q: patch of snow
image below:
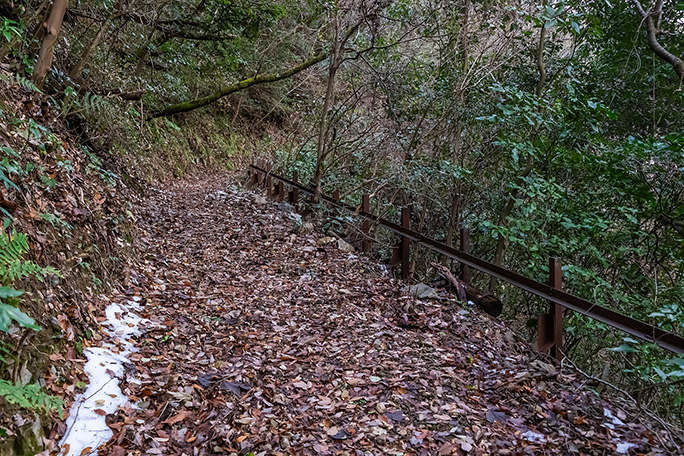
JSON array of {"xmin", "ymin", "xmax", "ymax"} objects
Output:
[
  {"xmin": 603, "ymin": 408, "xmax": 625, "ymax": 429},
  {"xmin": 59, "ymin": 300, "xmax": 147, "ymax": 456},
  {"xmin": 521, "ymin": 430, "xmax": 546, "ymax": 443},
  {"xmin": 615, "ymin": 441, "xmax": 637, "ymax": 454}
]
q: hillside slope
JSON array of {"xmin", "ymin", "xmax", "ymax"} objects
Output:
[{"xmin": 0, "ymin": 76, "xmax": 139, "ymax": 453}]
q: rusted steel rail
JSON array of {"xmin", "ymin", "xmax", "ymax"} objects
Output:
[{"xmin": 248, "ymin": 163, "xmax": 684, "ymax": 356}]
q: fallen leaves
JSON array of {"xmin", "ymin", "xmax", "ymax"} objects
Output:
[
  {"xmin": 163, "ymin": 411, "xmax": 190, "ymax": 425},
  {"xmin": 78, "ymin": 174, "xmax": 681, "ymax": 456},
  {"xmin": 485, "ymin": 409, "xmax": 508, "ymax": 424}
]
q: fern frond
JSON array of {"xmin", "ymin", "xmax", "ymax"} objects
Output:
[
  {"xmin": 14, "ymin": 74, "xmax": 40, "ymax": 92},
  {"xmin": 4, "ymin": 261, "xmax": 45, "ymax": 282},
  {"xmin": 0, "ymin": 379, "xmax": 63, "ymax": 417},
  {"xmin": 0, "ymin": 230, "xmax": 28, "ymax": 265},
  {"xmin": 0, "ymin": 73, "xmax": 40, "ymax": 92},
  {"xmin": 0, "ymin": 230, "xmax": 60, "ymax": 282}
]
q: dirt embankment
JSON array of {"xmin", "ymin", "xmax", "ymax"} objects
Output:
[{"xmin": 0, "ymin": 76, "xmax": 140, "ymax": 453}]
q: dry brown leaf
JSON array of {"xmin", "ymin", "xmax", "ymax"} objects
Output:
[{"xmin": 163, "ymin": 411, "xmax": 190, "ymax": 425}]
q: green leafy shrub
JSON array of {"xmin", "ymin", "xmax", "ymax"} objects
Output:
[
  {"xmin": 0, "ymin": 228, "xmax": 60, "ymax": 333},
  {"xmin": 0, "ymin": 227, "xmax": 63, "ymax": 418},
  {"xmin": 0, "ymin": 18, "xmax": 21, "ymax": 43},
  {"xmin": 0, "ymin": 379, "xmax": 63, "ymax": 417}
]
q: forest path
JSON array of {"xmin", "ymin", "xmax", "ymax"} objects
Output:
[{"xmin": 100, "ymin": 172, "xmax": 677, "ymax": 456}]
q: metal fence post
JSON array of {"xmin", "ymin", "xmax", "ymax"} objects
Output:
[
  {"xmin": 266, "ymin": 162, "xmax": 273, "ymax": 195},
  {"xmin": 291, "ymin": 171, "xmax": 299, "ymax": 204},
  {"xmin": 401, "ymin": 207, "xmax": 411, "ymax": 281},
  {"xmin": 460, "ymin": 227, "xmax": 471, "ymax": 283},
  {"xmin": 362, "ymin": 194, "xmax": 370, "ymax": 253},
  {"xmin": 257, "ymin": 160, "xmax": 264, "ymax": 185},
  {"xmin": 549, "ymin": 257, "xmax": 564, "ymax": 361}
]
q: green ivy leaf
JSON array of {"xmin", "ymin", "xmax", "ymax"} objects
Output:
[
  {"xmin": 0, "ymin": 302, "xmax": 40, "ymax": 332},
  {"xmin": 571, "ymin": 21, "xmax": 580, "ymax": 34},
  {"xmin": 0, "ymin": 286, "xmax": 24, "ymax": 298},
  {"xmin": 610, "ymin": 344, "xmax": 637, "ymax": 353}
]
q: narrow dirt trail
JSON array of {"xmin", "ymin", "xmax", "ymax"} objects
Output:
[{"xmin": 97, "ymin": 173, "xmax": 679, "ymax": 456}]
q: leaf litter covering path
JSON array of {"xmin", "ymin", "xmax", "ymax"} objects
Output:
[{"xmin": 96, "ymin": 174, "xmax": 681, "ymax": 456}]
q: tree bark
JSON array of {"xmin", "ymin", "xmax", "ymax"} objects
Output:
[
  {"xmin": 311, "ymin": 6, "xmax": 366, "ymax": 203},
  {"xmin": 134, "ymin": 24, "xmax": 158, "ymax": 77},
  {"xmin": 32, "ymin": 0, "xmax": 69, "ymax": 89},
  {"xmin": 311, "ymin": 60, "xmax": 338, "ymax": 203},
  {"xmin": 535, "ymin": 25, "xmax": 547, "ymax": 98},
  {"xmin": 445, "ymin": 0, "xmax": 471, "ymax": 252},
  {"xmin": 149, "ymin": 52, "xmax": 327, "ymax": 118},
  {"xmin": 313, "ymin": 13, "xmax": 341, "ymax": 203},
  {"xmin": 68, "ymin": 0, "xmax": 126, "ymax": 81},
  {"xmin": 631, "ymin": 0, "xmax": 684, "ymax": 81},
  {"xmin": 487, "ymin": 156, "xmax": 535, "ymax": 291},
  {"xmin": 68, "ymin": 19, "xmax": 110, "ymax": 81}
]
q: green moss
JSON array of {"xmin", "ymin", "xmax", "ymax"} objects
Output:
[{"xmin": 0, "ymin": 418, "xmax": 44, "ymax": 456}]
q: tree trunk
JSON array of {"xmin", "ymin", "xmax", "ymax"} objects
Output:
[
  {"xmin": 68, "ymin": 19, "xmax": 110, "ymax": 81},
  {"xmin": 133, "ymin": 13, "xmax": 161, "ymax": 78},
  {"xmin": 312, "ymin": 60, "xmax": 338, "ymax": 203},
  {"xmin": 150, "ymin": 52, "xmax": 326, "ymax": 118},
  {"xmin": 444, "ymin": 0, "xmax": 470, "ymax": 259},
  {"xmin": 631, "ymin": 0, "xmax": 684, "ymax": 81},
  {"xmin": 312, "ymin": 8, "xmax": 366, "ymax": 202},
  {"xmin": 410, "ymin": 197, "xmax": 429, "ymax": 274},
  {"xmin": 313, "ymin": 13, "xmax": 341, "ymax": 203},
  {"xmin": 68, "ymin": 0, "xmax": 124, "ymax": 81},
  {"xmin": 32, "ymin": 0, "xmax": 68, "ymax": 89}
]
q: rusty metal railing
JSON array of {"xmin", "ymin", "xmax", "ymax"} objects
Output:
[{"xmin": 248, "ymin": 163, "xmax": 684, "ymax": 357}]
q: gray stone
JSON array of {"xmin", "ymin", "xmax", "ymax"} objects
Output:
[
  {"xmin": 18, "ymin": 365, "xmax": 31, "ymax": 386},
  {"xmin": 278, "ymin": 202, "xmax": 296, "ymax": 213},
  {"xmin": 253, "ymin": 195, "xmax": 268, "ymax": 205},
  {"xmin": 337, "ymin": 239, "xmax": 354, "ymax": 253},
  {"xmin": 408, "ymin": 283, "xmax": 439, "ymax": 299}
]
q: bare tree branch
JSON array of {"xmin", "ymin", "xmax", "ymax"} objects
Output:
[
  {"xmin": 149, "ymin": 52, "xmax": 327, "ymax": 118},
  {"xmin": 631, "ymin": 0, "xmax": 684, "ymax": 81}
]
